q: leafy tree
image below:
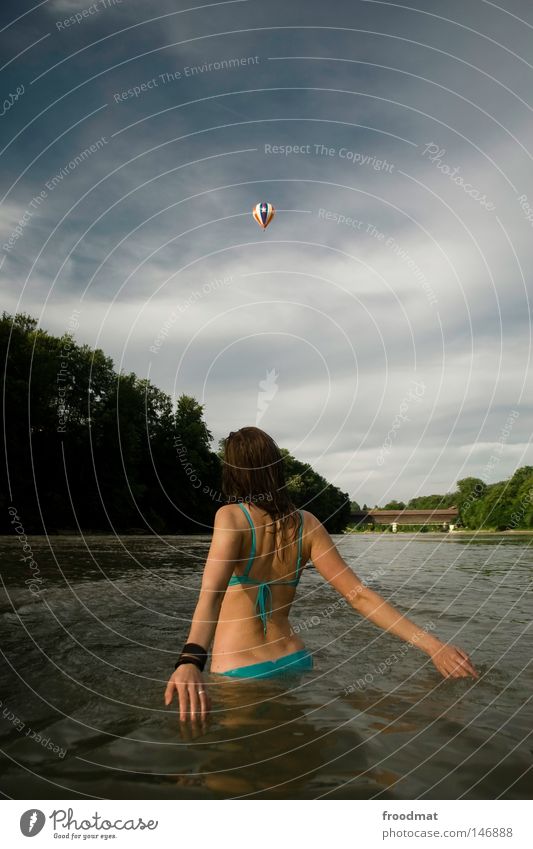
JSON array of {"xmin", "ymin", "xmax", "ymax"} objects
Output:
[
  {"xmin": 282, "ymin": 449, "xmax": 351, "ymax": 532},
  {"xmin": 0, "ymin": 313, "xmax": 352, "ymax": 535},
  {"xmin": 407, "ymin": 493, "xmax": 456, "ymax": 509}
]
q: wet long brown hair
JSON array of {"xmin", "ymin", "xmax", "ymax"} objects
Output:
[{"xmin": 221, "ymin": 426, "xmax": 300, "ymax": 550}]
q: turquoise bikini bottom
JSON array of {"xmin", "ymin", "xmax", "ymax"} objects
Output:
[{"xmin": 217, "ymin": 649, "xmax": 313, "ymax": 680}]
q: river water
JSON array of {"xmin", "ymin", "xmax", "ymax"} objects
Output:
[{"xmin": 0, "ymin": 533, "xmax": 531, "ymax": 799}]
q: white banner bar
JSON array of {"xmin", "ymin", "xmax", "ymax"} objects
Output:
[{"xmin": 2, "ymin": 799, "xmax": 528, "ymax": 848}]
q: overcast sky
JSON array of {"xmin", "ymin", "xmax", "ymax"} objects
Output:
[{"xmin": 1, "ymin": 0, "xmax": 532, "ymax": 506}]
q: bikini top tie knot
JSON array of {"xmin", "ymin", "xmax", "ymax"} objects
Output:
[{"xmin": 227, "ymin": 503, "xmax": 305, "ymax": 634}]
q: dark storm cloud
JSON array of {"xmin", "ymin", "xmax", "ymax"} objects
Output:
[{"xmin": 1, "ymin": 0, "xmax": 532, "ymax": 503}]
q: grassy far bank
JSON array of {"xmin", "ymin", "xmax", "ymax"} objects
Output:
[
  {"xmin": 345, "ymin": 526, "xmax": 533, "ymax": 535},
  {"xmin": 0, "ymin": 313, "xmax": 350, "ymax": 535}
]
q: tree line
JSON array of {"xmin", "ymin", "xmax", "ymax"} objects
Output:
[
  {"xmin": 350, "ymin": 469, "xmax": 533, "ymax": 530},
  {"xmin": 0, "ymin": 313, "xmax": 351, "ymax": 534}
]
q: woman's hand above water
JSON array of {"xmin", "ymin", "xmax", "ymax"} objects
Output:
[
  {"xmin": 428, "ymin": 641, "xmax": 479, "ymax": 679},
  {"xmin": 164, "ymin": 663, "xmax": 211, "ymax": 721}
]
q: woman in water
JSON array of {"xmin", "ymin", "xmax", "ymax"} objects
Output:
[{"xmin": 165, "ymin": 427, "xmax": 478, "ymax": 720}]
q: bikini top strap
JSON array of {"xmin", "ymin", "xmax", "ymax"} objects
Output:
[{"xmin": 237, "ymin": 502, "xmax": 256, "ymax": 577}]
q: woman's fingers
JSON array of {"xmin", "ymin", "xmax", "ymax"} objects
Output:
[
  {"xmin": 166, "ymin": 672, "xmax": 210, "ymax": 722},
  {"xmin": 186, "ymin": 681, "xmax": 210, "ymax": 720},
  {"xmin": 462, "ymin": 660, "xmax": 478, "ymax": 678},
  {"xmin": 448, "ymin": 647, "xmax": 477, "ymax": 678},
  {"xmin": 450, "ymin": 665, "xmax": 468, "ymax": 678},
  {"xmin": 447, "ymin": 652, "xmax": 465, "ymax": 675},
  {"xmin": 443, "ymin": 651, "xmax": 477, "ymax": 679},
  {"xmin": 164, "ymin": 679, "xmax": 175, "ymax": 706},
  {"xmin": 432, "ymin": 643, "xmax": 478, "ymax": 680},
  {"xmin": 454, "ymin": 646, "xmax": 470, "ymax": 660},
  {"xmin": 454, "ymin": 647, "xmax": 479, "ymax": 678},
  {"xmin": 187, "ymin": 683, "xmax": 200, "ymax": 721},
  {"xmin": 198, "ymin": 687, "xmax": 210, "ymax": 719},
  {"xmin": 177, "ymin": 682, "xmax": 188, "ymax": 722}
]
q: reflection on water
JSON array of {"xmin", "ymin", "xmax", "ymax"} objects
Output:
[{"xmin": 0, "ymin": 533, "xmax": 531, "ymax": 799}]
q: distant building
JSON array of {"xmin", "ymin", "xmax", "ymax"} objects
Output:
[{"xmin": 349, "ymin": 506, "xmax": 458, "ymax": 530}]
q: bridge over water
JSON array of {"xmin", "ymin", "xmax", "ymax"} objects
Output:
[{"xmin": 349, "ymin": 507, "xmax": 458, "ymax": 530}]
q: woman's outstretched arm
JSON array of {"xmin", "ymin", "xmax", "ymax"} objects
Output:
[
  {"xmin": 164, "ymin": 505, "xmax": 241, "ymax": 720},
  {"xmin": 308, "ymin": 516, "xmax": 478, "ymax": 679}
]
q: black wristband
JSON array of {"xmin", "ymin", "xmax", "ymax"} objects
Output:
[
  {"xmin": 174, "ymin": 656, "xmax": 204, "ymax": 671},
  {"xmin": 175, "ymin": 642, "xmax": 208, "ymax": 671}
]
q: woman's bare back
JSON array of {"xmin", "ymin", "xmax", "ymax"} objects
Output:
[{"xmin": 210, "ymin": 503, "xmax": 312, "ymax": 672}]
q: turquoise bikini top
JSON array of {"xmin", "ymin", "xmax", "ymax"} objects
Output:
[{"xmin": 228, "ymin": 503, "xmax": 305, "ymax": 634}]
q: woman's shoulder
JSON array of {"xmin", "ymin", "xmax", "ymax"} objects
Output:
[
  {"xmin": 213, "ymin": 503, "xmax": 249, "ymax": 528},
  {"xmin": 298, "ymin": 509, "xmax": 322, "ymax": 535},
  {"xmin": 299, "ymin": 508, "xmax": 320, "ymax": 523}
]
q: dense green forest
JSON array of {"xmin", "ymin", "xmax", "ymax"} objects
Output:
[
  {"xmin": 449, "ymin": 470, "xmax": 533, "ymax": 530},
  {"xmin": 0, "ymin": 313, "xmax": 350, "ymax": 534}
]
